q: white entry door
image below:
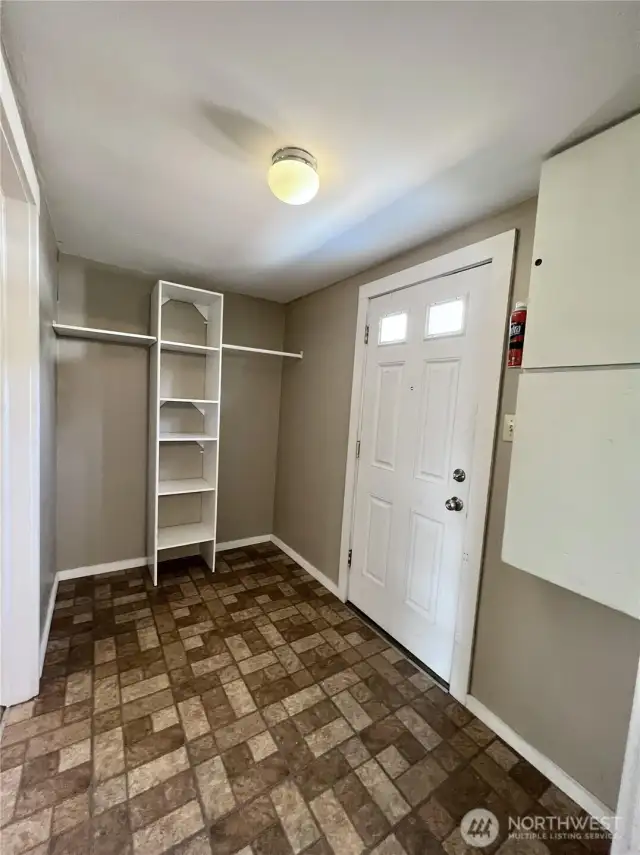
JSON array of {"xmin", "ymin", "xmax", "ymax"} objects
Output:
[{"xmin": 349, "ymin": 263, "xmax": 494, "ymax": 682}]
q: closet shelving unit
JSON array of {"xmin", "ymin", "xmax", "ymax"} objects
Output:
[
  {"xmin": 53, "ymin": 279, "xmax": 304, "ymax": 587},
  {"xmin": 147, "ymin": 281, "xmax": 224, "ymax": 585}
]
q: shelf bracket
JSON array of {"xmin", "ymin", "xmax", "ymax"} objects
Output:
[
  {"xmin": 160, "ymin": 297, "xmax": 207, "ymax": 324},
  {"xmin": 159, "ymin": 400, "xmax": 206, "ymax": 415}
]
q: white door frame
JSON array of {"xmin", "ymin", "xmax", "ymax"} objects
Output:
[
  {"xmin": 337, "ymin": 230, "xmax": 517, "ymax": 703},
  {"xmin": 613, "ymin": 655, "xmax": 640, "ymax": 855},
  {"xmin": 0, "ymin": 50, "xmax": 42, "ymax": 705}
]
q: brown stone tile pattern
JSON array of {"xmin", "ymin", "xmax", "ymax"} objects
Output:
[{"xmin": 0, "ymin": 543, "xmax": 610, "ymax": 854}]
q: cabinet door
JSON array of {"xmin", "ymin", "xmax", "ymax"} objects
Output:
[
  {"xmin": 524, "ymin": 114, "xmax": 640, "ymax": 369},
  {"xmin": 503, "ymin": 368, "xmax": 640, "ymax": 619}
]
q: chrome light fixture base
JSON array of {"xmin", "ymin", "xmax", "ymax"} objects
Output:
[{"xmin": 271, "ymin": 147, "xmax": 317, "ymax": 171}]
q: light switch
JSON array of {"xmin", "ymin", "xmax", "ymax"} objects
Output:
[{"xmin": 503, "ymin": 414, "xmax": 516, "ymax": 442}]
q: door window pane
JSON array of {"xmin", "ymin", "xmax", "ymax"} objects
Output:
[
  {"xmin": 425, "ymin": 298, "xmax": 465, "ymax": 338},
  {"xmin": 379, "ymin": 312, "xmax": 408, "ymax": 345}
]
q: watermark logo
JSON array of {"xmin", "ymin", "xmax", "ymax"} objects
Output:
[
  {"xmin": 459, "ymin": 809, "xmax": 618, "ymax": 846},
  {"xmin": 509, "ymin": 814, "xmax": 617, "ymax": 841},
  {"xmin": 460, "ymin": 809, "xmax": 500, "ymax": 847}
]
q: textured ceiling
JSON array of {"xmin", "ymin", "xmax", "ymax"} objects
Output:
[{"xmin": 3, "ymin": 1, "xmax": 640, "ymax": 301}]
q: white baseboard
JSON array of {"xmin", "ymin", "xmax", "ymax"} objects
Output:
[
  {"xmin": 57, "ymin": 557, "xmax": 147, "ymax": 581},
  {"xmin": 270, "ymin": 535, "xmax": 341, "ymax": 599},
  {"xmin": 39, "ymin": 575, "xmax": 59, "ymax": 673},
  {"xmin": 216, "ymin": 535, "xmax": 272, "ymax": 552},
  {"xmin": 465, "ymin": 695, "xmax": 612, "ymax": 820}
]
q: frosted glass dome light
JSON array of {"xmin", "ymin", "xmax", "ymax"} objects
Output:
[{"xmin": 268, "ymin": 147, "xmax": 319, "ymax": 205}]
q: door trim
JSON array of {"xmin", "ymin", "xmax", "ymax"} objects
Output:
[
  {"xmin": 338, "ymin": 230, "xmax": 517, "ymax": 703},
  {"xmin": 1, "ymin": 50, "xmax": 42, "ymax": 705},
  {"xmin": 612, "ymin": 654, "xmax": 640, "ymax": 854}
]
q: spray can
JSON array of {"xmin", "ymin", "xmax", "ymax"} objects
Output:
[{"xmin": 508, "ymin": 302, "xmax": 527, "ymax": 367}]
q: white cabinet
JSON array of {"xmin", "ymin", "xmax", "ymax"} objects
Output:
[
  {"xmin": 524, "ymin": 114, "xmax": 640, "ymax": 369},
  {"xmin": 504, "ymin": 114, "xmax": 640, "ymax": 620},
  {"xmin": 503, "ymin": 369, "xmax": 640, "ymax": 619}
]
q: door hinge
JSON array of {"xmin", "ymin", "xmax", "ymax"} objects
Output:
[
  {"xmin": 356, "ymin": 440, "xmax": 361, "ymax": 459},
  {"xmin": 348, "ymin": 549, "xmax": 353, "ymax": 568},
  {"xmin": 364, "ymin": 325, "xmax": 369, "ymax": 344}
]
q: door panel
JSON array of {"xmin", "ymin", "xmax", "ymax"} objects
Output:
[
  {"xmin": 416, "ymin": 359, "xmax": 460, "ymax": 482},
  {"xmin": 363, "ymin": 496, "xmax": 392, "ymax": 586},
  {"xmin": 405, "ymin": 511, "xmax": 442, "ymax": 621},
  {"xmin": 372, "ymin": 363, "xmax": 404, "ymax": 470},
  {"xmin": 349, "ymin": 265, "xmax": 492, "ymax": 681}
]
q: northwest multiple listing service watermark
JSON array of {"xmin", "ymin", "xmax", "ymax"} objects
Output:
[{"xmin": 460, "ymin": 808, "xmax": 616, "ymax": 847}]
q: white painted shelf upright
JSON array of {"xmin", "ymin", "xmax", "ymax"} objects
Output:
[{"xmin": 147, "ymin": 281, "xmax": 224, "ymax": 585}]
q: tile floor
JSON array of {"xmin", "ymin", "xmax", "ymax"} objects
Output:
[{"xmin": 0, "ymin": 543, "xmax": 610, "ymax": 855}]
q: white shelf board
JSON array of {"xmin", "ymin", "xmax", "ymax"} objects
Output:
[
  {"xmin": 222, "ymin": 343, "xmax": 303, "ymax": 359},
  {"xmin": 161, "ymin": 339, "xmax": 219, "ymax": 355},
  {"xmin": 53, "ymin": 323, "xmax": 155, "ymax": 346},
  {"xmin": 160, "ymin": 281, "xmax": 223, "ymax": 306},
  {"xmin": 157, "ymin": 521, "xmax": 215, "ymax": 550},
  {"xmin": 158, "ymin": 478, "xmax": 215, "ymax": 496},
  {"xmin": 160, "ymin": 397, "xmax": 218, "ymax": 405},
  {"xmin": 159, "ymin": 432, "xmax": 217, "ymax": 443}
]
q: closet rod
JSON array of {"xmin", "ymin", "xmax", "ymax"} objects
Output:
[
  {"xmin": 52, "ymin": 324, "xmax": 303, "ymax": 358},
  {"xmin": 52, "ymin": 322, "xmax": 155, "ymax": 346},
  {"xmin": 222, "ymin": 343, "xmax": 303, "ymax": 359}
]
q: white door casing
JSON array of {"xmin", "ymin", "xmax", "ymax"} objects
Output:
[
  {"xmin": 350, "ymin": 264, "xmax": 492, "ymax": 682},
  {"xmin": 1, "ymin": 51, "xmax": 42, "ymax": 705},
  {"xmin": 338, "ymin": 231, "xmax": 517, "ymax": 701}
]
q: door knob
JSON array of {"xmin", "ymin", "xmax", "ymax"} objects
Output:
[
  {"xmin": 445, "ymin": 496, "xmax": 464, "ymax": 512},
  {"xmin": 453, "ymin": 468, "xmax": 466, "ymax": 482}
]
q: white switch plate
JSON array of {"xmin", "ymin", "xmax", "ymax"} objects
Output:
[{"xmin": 503, "ymin": 414, "xmax": 516, "ymax": 442}]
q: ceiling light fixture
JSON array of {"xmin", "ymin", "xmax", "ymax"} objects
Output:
[{"xmin": 268, "ymin": 147, "xmax": 319, "ymax": 205}]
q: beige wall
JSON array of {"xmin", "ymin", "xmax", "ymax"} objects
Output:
[
  {"xmin": 218, "ymin": 293, "xmax": 284, "ymax": 542},
  {"xmin": 56, "ymin": 255, "xmax": 284, "ymax": 571},
  {"xmin": 274, "ymin": 198, "xmax": 640, "ymax": 808}
]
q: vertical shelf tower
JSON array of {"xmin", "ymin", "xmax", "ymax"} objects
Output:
[{"xmin": 147, "ymin": 281, "xmax": 224, "ymax": 585}]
